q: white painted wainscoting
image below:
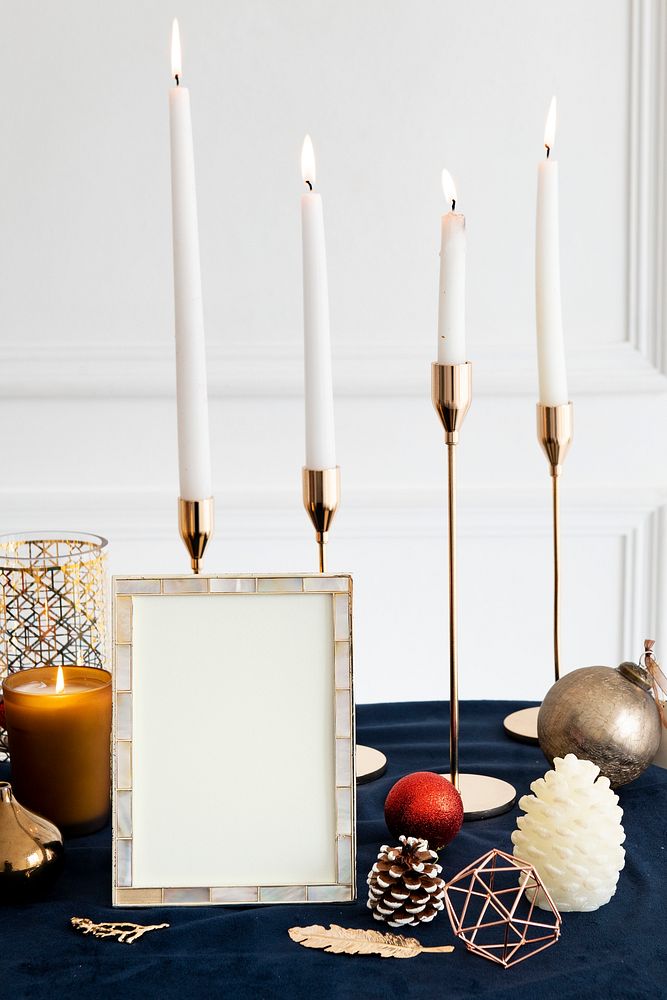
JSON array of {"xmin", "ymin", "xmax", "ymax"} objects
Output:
[{"xmin": 0, "ymin": 1, "xmax": 665, "ymax": 701}]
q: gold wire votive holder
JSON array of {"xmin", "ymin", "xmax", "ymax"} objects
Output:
[
  {"xmin": 432, "ymin": 362, "xmax": 516, "ymax": 819},
  {"xmin": 503, "ymin": 402, "xmax": 573, "ymax": 744},
  {"xmin": 0, "ymin": 532, "xmax": 109, "ymax": 760}
]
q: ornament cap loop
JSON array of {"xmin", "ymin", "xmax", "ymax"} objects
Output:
[{"xmin": 617, "ymin": 660, "xmax": 652, "ymax": 692}]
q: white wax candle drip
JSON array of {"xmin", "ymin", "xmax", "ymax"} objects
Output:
[
  {"xmin": 301, "ymin": 135, "xmax": 336, "ymax": 470},
  {"xmin": 169, "ymin": 19, "xmax": 213, "ymax": 500},
  {"xmin": 535, "ymin": 97, "xmax": 569, "ymax": 406},
  {"xmin": 437, "ymin": 168, "xmax": 466, "ymax": 365}
]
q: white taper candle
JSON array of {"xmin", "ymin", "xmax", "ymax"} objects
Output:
[
  {"xmin": 301, "ymin": 135, "xmax": 336, "ymax": 469},
  {"xmin": 536, "ymin": 97, "xmax": 569, "ymax": 406},
  {"xmin": 437, "ymin": 168, "xmax": 466, "ymax": 365},
  {"xmin": 169, "ymin": 19, "xmax": 212, "ymax": 500}
]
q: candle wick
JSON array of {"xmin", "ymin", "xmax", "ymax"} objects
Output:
[
  {"xmin": 175, "ymin": 73, "xmax": 180, "ymax": 87},
  {"xmin": 306, "ymin": 180, "xmax": 313, "ymax": 191},
  {"xmin": 451, "ymin": 199, "xmax": 456, "ymax": 212},
  {"xmin": 545, "ymin": 145, "xmax": 550, "ymax": 159}
]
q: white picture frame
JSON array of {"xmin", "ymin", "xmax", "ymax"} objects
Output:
[{"xmin": 111, "ymin": 573, "xmax": 355, "ymax": 906}]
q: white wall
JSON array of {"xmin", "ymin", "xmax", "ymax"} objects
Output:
[{"xmin": 0, "ymin": 0, "xmax": 665, "ymax": 702}]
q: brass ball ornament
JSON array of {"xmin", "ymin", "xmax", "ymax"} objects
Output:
[{"xmin": 537, "ymin": 652, "xmax": 661, "ymax": 787}]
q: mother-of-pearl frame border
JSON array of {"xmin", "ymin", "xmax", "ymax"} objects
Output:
[{"xmin": 111, "ymin": 573, "xmax": 356, "ymax": 907}]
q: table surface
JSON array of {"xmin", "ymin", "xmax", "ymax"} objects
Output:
[{"xmin": 2, "ymin": 700, "xmax": 665, "ymax": 1000}]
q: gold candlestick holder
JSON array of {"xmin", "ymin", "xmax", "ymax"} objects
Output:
[
  {"xmin": 503, "ymin": 402, "xmax": 573, "ymax": 744},
  {"xmin": 432, "ymin": 362, "xmax": 516, "ymax": 819},
  {"xmin": 178, "ymin": 497, "xmax": 214, "ymax": 574},
  {"xmin": 302, "ymin": 467, "xmax": 340, "ymax": 573},
  {"xmin": 301, "ymin": 465, "xmax": 387, "ymax": 784}
]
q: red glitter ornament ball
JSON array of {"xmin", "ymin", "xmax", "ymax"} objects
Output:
[{"xmin": 384, "ymin": 771, "xmax": 463, "ymax": 850}]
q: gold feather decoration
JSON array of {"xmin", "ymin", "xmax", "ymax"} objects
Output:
[{"xmin": 288, "ymin": 924, "xmax": 454, "ymax": 959}]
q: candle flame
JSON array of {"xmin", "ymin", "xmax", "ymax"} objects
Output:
[
  {"xmin": 544, "ymin": 96, "xmax": 557, "ymax": 154},
  {"xmin": 55, "ymin": 666, "xmax": 65, "ymax": 694},
  {"xmin": 301, "ymin": 135, "xmax": 316, "ymax": 189},
  {"xmin": 171, "ymin": 18, "xmax": 182, "ymax": 81},
  {"xmin": 441, "ymin": 168, "xmax": 457, "ymax": 211}
]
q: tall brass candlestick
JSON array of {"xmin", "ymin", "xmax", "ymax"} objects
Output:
[
  {"xmin": 432, "ymin": 362, "xmax": 516, "ymax": 819},
  {"xmin": 301, "ymin": 465, "xmax": 387, "ymax": 784},
  {"xmin": 503, "ymin": 402, "xmax": 573, "ymax": 744},
  {"xmin": 537, "ymin": 402, "xmax": 573, "ymax": 681},
  {"xmin": 178, "ymin": 497, "xmax": 214, "ymax": 574}
]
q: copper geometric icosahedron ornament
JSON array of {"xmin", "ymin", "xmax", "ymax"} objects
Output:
[{"xmin": 443, "ymin": 849, "xmax": 561, "ymax": 969}]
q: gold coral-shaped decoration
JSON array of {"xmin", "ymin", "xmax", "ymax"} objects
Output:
[
  {"xmin": 511, "ymin": 753, "xmax": 626, "ymax": 912},
  {"xmin": 71, "ymin": 917, "xmax": 169, "ymax": 944},
  {"xmin": 288, "ymin": 923, "xmax": 453, "ymax": 959}
]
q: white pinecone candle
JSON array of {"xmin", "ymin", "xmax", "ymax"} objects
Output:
[{"xmin": 511, "ymin": 754, "xmax": 626, "ymax": 912}]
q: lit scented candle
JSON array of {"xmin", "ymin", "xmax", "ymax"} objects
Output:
[{"xmin": 3, "ymin": 665, "xmax": 112, "ymax": 836}]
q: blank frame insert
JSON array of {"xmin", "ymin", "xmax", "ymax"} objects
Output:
[{"xmin": 112, "ymin": 575, "xmax": 355, "ymax": 906}]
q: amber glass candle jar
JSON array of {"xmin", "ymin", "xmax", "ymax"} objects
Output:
[{"xmin": 3, "ymin": 665, "xmax": 112, "ymax": 836}]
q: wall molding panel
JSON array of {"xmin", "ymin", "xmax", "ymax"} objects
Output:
[
  {"xmin": 2, "ymin": 483, "xmax": 664, "ymax": 695},
  {"xmin": 628, "ymin": 0, "xmax": 667, "ymax": 374},
  {"xmin": 0, "ymin": 338, "xmax": 664, "ymax": 400},
  {"xmin": 1, "ymin": 485, "xmax": 664, "ymax": 539},
  {"xmin": 0, "ymin": 2, "xmax": 665, "ymax": 702},
  {"xmin": 1, "ymin": 4, "xmax": 666, "ymax": 402}
]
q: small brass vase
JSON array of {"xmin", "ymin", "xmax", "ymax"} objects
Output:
[{"xmin": 0, "ymin": 781, "xmax": 64, "ymax": 901}]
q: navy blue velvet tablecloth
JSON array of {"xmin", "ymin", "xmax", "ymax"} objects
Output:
[{"xmin": 2, "ymin": 700, "xmax": 665, "ymax": 999}]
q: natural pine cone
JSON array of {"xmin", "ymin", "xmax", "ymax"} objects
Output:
[{"xmin": 367, "ymin": 835, "xmax": 446, "ymax": 927}]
